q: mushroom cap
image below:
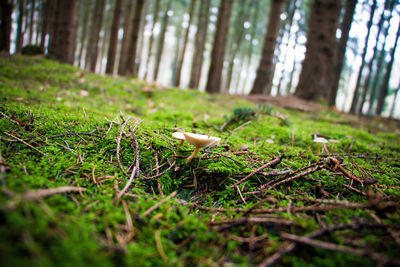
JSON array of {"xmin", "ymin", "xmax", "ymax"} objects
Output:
[
  {"xmin": 182, "ymin": 132, "xmax": 220, "ymax": 148},
  {"xmin": 313, "ymin": 137, "xmax": 328, "ymax": 144},
  {"xmin": 172, "ymin": 132, "xmax": 185, "ymax": 140}
]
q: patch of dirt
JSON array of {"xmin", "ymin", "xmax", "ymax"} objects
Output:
[{"xmin": 243, "ymin": 94, "xmax": 325, "ymax": 112}]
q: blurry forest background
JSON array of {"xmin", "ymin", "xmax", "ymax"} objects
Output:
[{"xmin": 1, "ymin": 0, "xmax": 399, "ymax": 118}]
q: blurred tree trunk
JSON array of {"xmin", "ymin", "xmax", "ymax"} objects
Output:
[
  {"xmin": 223, "ymin": 0, "xmax": 249, "ymax": 93},
  {"xmin": 205, "ymin": 0, "xmax": 234, "ymax": 94},
  {"xmin": 240, "ymin": 0, "xmax": 259, "ymax": 94},
  {"xmin": 349, "ymin": 0, "xmax": 376, "ymax": 113},
  {"xmin": 357, "ymin": 1, "xmax": 389, "ymax": 115},
  {"xmin": 40, "ymin": 0, "xmax": 51, "ymax": 50},
  {"xmin": 375, "ymin": 19, "xmax": 400, "ymax": 115},
  {"xmin": 118, "ymin": 0, "xmax": 135, "ymax": 75},
  {"xmin": 144, "ymin": 0, "xmax": 161, "ymax": 80},
  {"xmin": 125, "ymin": 0, "xmax": 144, "ymax": 76},
  {"xmin": 0, "ymin": 0, "xmax": 12, "ymax": 52},
  {"xmin": 368, "ymin": 3, "xmax": 394, "ymax": 114},
  {"xmin": 286, "ymin": 28, "xmax": 300, "ymax": 94},
  {"xmin": 189, "ymin": 0, "xmax": 210, "ymax": 89},
  {"xmin": 171, "ymin": 13, "xmax": 184, "ymax": 85},
  {"xmin": 35, "ymin": 0, "xmax": 41, "ymax": 44},
  {"xmin": 105, "ymin": 0, "xmax": 123, "ymax": 74},
  {"xmin": 294, "ymin": 0, "xmax": 341, "ymax": 100},
  {"xmin": 99, "ymin": 1, "xmax": 113, "ymax": 73},
  {"xmin": 250, "ymin": 0, "xmax": 285, "ymax": 95},
  {"xmin": 328, "ymin": 0, "xmax": 357, "ymax": 107},
  {"xmin": 85, "ymin": 0, "xmax": 106, "ymax": 72},
  {"xmin": 175, "ymin": 0, "xmax": 197, "ymax": 87},
  {"xmin": 77, "ymin": 0, "xmax": 90, "ymax": 67},
  {"xmin": 153, "ymin": 0, "xmax": 172, "ymax": 81},
  {"xmin": 48, "ymin": 0, "xmax": 77, "ymax": 64},
  {"xmin": 276, "ymin": 0, "xmax": 298, "ymax": 96},
  {"xmin": 15, "ymin": 0, "xmax": 25, "ymax": 53},
  {"xmin": 389, "ymin": 87, "xmax": 399, "ymax": 119},
  {"xmin": 28, "ymin": 0, "xmax": 35, "ymax": 44},
  {"xmin": 71, "ymin": 0, "xmax": 81, "ymax": 65},
  {"xmin": 135, "ymin": 0, "xmax": 150, "ymax": 75}
]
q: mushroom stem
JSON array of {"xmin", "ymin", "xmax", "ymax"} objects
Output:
[
  {"xmin": 186, "ymin": 147, "xmax": 201, "ymax": 162},
  {"xmin": 177, "ymin": 140, "xmax": 184, "ymax": 149}
]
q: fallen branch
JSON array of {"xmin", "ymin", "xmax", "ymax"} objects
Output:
[
  {"xmin": 6, "ymin": 186, "xmax": 86, "ymax": 202},
  {"xmin": 142, "ymin": 191, "xmax": 177, "ymax": 217},
  {"xmin": 280, "ymin": 232, "xmax": 399, "ymax": 266},
  {"xmin": 264, "ymin": 165, "xmax": 322, "ymax": 190},
  {"xmin": 259, "ymin": 222, "xmax": 399, "ymax": 267},
  {"xmin": 193, "ymin": 202, "xmax": 367, "ymax": 214},
  {"xmin": 230, "ymin": 155, "xmax": 284, "ymax": 188},
  {"xmin": 328, "ymin": 157, "xmax": 364, "ymax": 185},
  {"xmin": 3, "ymin": 132, "xmax": 49, "ymax": 158}
]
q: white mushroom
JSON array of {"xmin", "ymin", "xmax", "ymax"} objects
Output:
[
  {"xmin": 313, "ymin": 137, "xmax": 328, "ymax": 144},
  {"xmin": 172, "ymin": 132, "xmax": 185, "ymax": 149},
  {"xmin": 172, "ymin": 131, "xmax": 221, "ymax": 162},
  {"xmin": 313, "ymin": 136, "xmax": 329, "ymax": 155}
]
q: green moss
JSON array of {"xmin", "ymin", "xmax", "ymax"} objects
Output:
[{"xmin": 0, "ymin": 56, "xmax": 399, "ymax": 266}]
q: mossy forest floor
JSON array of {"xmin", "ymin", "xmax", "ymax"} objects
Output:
[{"xmin": 1, "ymin": 56, "xmax": 399, "ymax": 266}]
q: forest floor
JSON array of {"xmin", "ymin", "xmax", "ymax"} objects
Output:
[{"xmin": 0, "ymin": 56, "xmax": 399, "ymax": 266}]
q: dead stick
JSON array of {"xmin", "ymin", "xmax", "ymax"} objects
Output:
[
  {"xmin": 4, "ymin": 132, "xmax": 49, "ymax": 157},
  {"xmin": 230, "ymin": 155, "xmax": 284, "ymax": 188},
  {"xmin": 194, "ymin": 202, "xmax": 367, "ymax": 214},
  {"xmin": 266, "ymin": 166, "xmax": 321, "ymax": 190},
  {"xmin": 142, "ymin": 191, "xmax": 177, "ymax": 217},
  {"xmin": 260, "ymin": 162, "xmax": 321, "ymax": 190},
  {"xmin": 259, "ymin": 222, "xmax": 398, "ymax": 267},
  {"xmin": 329, "ymin": 158, "xmax": 364, "ymax": 184},
  {"xmin": 20, "ymin": 186, "xmax": 86, "ymax": 201},
  {"xmin": 280, "ymin": 232, "xmax": 399, "ymax": 266}
]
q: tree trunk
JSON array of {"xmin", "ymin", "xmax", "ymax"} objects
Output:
[
  {"xmin": 0, "ymin": 0, "xmax": 12, "ymax": 52},
  {"xmin": 99, "ymin": 1, "xmax": 113, "ymax": 73},
  {"xmin": 368, "ymin": 2, "xmax": 394, "ymax": 115},
  {"xmin": 77, "ymin": 0, "xmax": 91, "ymax": 67},
  {"xmin": 125, "ymin": 0, "xmax": 144, "ymax": 76},
  {"xmin": 85, "ymin": 0, "xmax": 106, "ymax": 72},
  {"xmin": 223, "ymin": 0, "xmax": 250, "ymax": 93},
  {"xmin": 189, "ymin": 0, "xmax": 210, "ymax": 89},
  {"xmin": 250, "ymin": 0, "xmax": 285, "ymax": 95},
  {"xmin": 389, "ymin": 88, "xmax": 399, "ymax": 119},
  {"xmin": 48, "ymin": 0, "xmax": 77, "ymax": 64},
  {"xmin": 240, "ymin": 0, "xmax": 259, "ymax": 94},
  {"xmin": 276, "ymin": 0, "xmax": 298, "ymax": 96},
  {"xmin": 71, "ymin": 0, "xmax": 81, "ymax": 65},
  {"xmin": 175, "ymin": 0, "xmax": 197, "ymax": 87},
  {"xmin": 153, "ymin": 0, "xmax": 172, "ymax": 81},
  {"xmin": 35, "ymin": 0, "xmax": 41, "ymax": 44},
  {"xmin": 205, "ymin": 0, "xmax": 234, "ymax": 94},
  {"xmin": 286, "ymin": 28, "xmax": 300, "ymax": 94},
  {"xmin": 375, "ymin": 19, "xmax": 400, "ymax": 116},
  {"xmin": 28, "ymin": 0, "xmax": 35, "ymax": 44},
  {"xmin": 294, "ymin": 0, "xmax": 341, "ymax": 100},
  {"xmin": 349, "ymin": 0, "xmax": 377, "ymax": 113},
  {"xmin": 40, "ymin": 0, "xmax": 51, "ymax": 49},
  {"xmin": 118, "ymin": 0, "xmax": 135, "ymax": 75},
  {"xmin": 135, "ymin": 0, "xmax": 150, "ymax": 75},
  {"xmin": 144, "ymin": 0, "xmax": 161, "ymax": 80},
  {"xmin": 15, "ymin": 0, "xmax": 25, "ymax": 53},
  {"xmin": 105, "ymin": 0, "xmax": 123, "ymax": 74},
  {"xmin": 170, "ymin": 13, "xmax": 184, "ymax": 85},
  {"xmin": 328, "ymin": 0, "xmax": 357, "ymax": 107},
  {"xmin": 357, "ymin": 1, "xmax": 390, "ymax": 115}
]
